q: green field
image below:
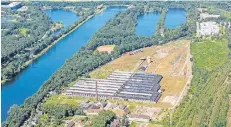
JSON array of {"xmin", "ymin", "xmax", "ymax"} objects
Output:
[
  {"xmin": 19, "ymin": 28, "xmax": 27, "ymax": 35},
  {"xmin": 44, "ymin": 95, "xmax": 95, "ymax": 106},
  {"xmin": 209, "ymin": 7, "xmax": 231, "ymax": 20},
  {"xmin": 191, "ymin": 39, "xmax": 230, "ymax": 71}
]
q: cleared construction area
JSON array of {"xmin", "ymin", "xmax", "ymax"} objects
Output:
[
  {"xmin": 65, "ymin": 71, "xmax": 162, "ymax": 103},
  {"xmin": 90, "ymin": 40, "xmax": 192, "ymax": 107},
  {"xmin": 96, "ymin": 45, "xmax": 115, "ymax": 54}
]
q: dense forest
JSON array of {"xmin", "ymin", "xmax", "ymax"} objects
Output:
[
  {"xmin": 2, "ymin": 1, "xmax": 231, "ymax": 127},
  {"xmin": 1, "ymin": 5, "xmax": 52, "ymax": 82},
  {"xmin": 1, "ymin": 6, "xmax": 52, "ymax": 58}
]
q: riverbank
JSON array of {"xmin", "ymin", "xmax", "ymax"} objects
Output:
[{"xmin": 1, "ymin": 7, "xmax": 107, "ymax": 85}]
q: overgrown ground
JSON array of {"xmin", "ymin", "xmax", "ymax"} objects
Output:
[
  {"xmin": 163, "ymin": 38, "xmax": 231, "ymax": 127},
  {"xmin": 210, "ymin": 7, "xmax": 231, "ymax": 20},
  {"xmin": 44, "ymin": 95, "xmax": 95, "ymax": 107},
  {"xmin": 228, "ymin": 95, "xmax": 231, "ymax": 127},
  {"xmin": 191, "ymin": 39, "xmax": 229, "ymax": 71}
]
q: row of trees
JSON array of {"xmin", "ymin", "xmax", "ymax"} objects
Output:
[
  {"xmin": 163, "ymin": 62, "xmax": 231, "ymax": 127},
  {"xmin": 156, "ymin": 8, "xmax": 167, "ymax": 36}
]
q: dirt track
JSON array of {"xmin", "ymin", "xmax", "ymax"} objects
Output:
[{"xmin": 145, "ymin": 40, "xmax": 192, "ymax": 107}]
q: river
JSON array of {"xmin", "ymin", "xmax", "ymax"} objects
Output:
[{"xmin": 1, "ymin": 6, "xmax": 125, "ymax": 121}]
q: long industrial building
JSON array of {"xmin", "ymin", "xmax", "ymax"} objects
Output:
[{"xmin": 65, "ymin": 71, "xmax": 163, "ymax": 103}]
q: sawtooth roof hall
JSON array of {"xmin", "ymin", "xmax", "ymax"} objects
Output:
[{"xmin": 65, "ymin": 71, "xmax": 163, "ymax": 103}]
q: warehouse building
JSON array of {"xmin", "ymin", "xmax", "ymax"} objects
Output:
[
  {"xmin": 115, "ymin": 72, "xmax": 162, "ymax": 103},
  {"xmin": 65, "ymin": 71, "xmax": 162, "ymax": 103},
  {"xmin": 200, "ymin": 13, "xmax": 220, "ymax": 20}
]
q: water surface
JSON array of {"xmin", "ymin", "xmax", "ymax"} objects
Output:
[
  {"xmin": 164, "ymin": 8, "xmax": 186, "ymax": 29},
  {"xmin": 136, "ymin": 12, "xmax": 161, "ymax": 36},
  {"xmin": 1, "ymin": 7, "xmax": 125, "ymax": 121},
  {"xmin": 45, "ymin": 9, "xmax": 79, "ymax": 33}
]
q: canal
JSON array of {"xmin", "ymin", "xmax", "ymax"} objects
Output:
[{"xmin": 1, "ymin": 7, "xmax": 125, "ymax": 121}]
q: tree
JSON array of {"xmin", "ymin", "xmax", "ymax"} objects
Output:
[{"xmin": 91, "ymin": 110, "xmax": 116, "ymax": 127}]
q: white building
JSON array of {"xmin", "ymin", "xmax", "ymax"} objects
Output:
[
  {"xmin": 18, "ymin": 6, "xmax": 28, "ymax": 11},
  {"xmin": 197, "ymin": 22, "xmax": 220, "ymax": 37},
  {"xmin": 200, "ymin": 13, "xmax": 220, "ymax": 20},
  {"xmin": 197, "ymin": 8, "xmax": 208, "ymax": 13}
]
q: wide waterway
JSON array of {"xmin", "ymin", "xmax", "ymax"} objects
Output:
[{"xmin": 1, "ymin": 7, "xmax": 125, "ymax": 121}]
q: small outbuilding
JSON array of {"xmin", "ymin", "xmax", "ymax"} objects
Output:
[
  {"xmin": 128, "ymin": 114, "xmax": 151, "ymax": 122},
  {"xmin": 86, "ymin": 105, "xmax": 103, "ymax": 115},
  {"xmin": 97, "ymin": 4, "xmax": 104, "ymax": 9},
  {"xmin": 66, "ymin": 121, "xmax": 75, "ymax": 127}
]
